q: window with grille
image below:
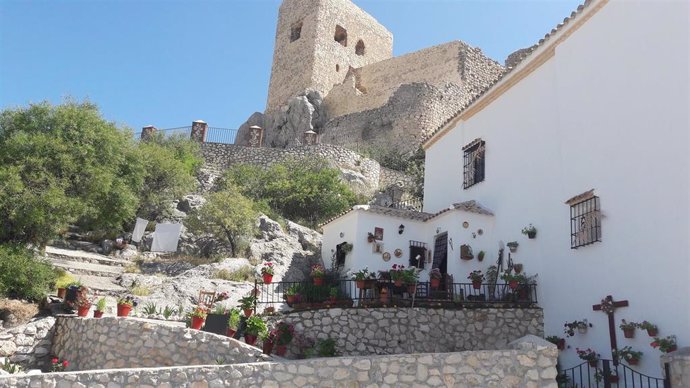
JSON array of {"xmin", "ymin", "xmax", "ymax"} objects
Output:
[
  {"xmin": 409, "ymin": 241, "xmax": 427, "ymax": 269},
  {"xmin": 463, "ymin": 139, "xmax": 485, "ymax": 189},
  {"xmin": 566, "ymin": 190, "xmax": 601, "ymax": 249}
]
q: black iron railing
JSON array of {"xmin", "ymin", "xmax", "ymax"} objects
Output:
[
  {"xmin": 558, "ymin": 359, "xmax": 667, "ymax": 388},
  {"xmin": 253, "ymin": 279, "xmax": 537, "ymax": 312}
]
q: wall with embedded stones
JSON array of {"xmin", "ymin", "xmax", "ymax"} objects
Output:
[
  {"xmin": 51, "ymin": 317, "xmax": 269, "ymax": 371},
  {"xmin": 0, "ymin": 317, "xmax": 55, "ymax": 370},
  {"xmin": 0, "ymin": 336, "xmax": 559, "ymax": 388},
  {"xmin": 266, "ymin": 307, "xmax": 543, "ymax": 357},
  {"xmin": 661, "ymin": 347, "xmax": 690, "ymax": 387}
]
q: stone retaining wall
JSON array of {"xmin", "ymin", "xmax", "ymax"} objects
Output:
[
  {"xmin": 1, "ymin": 336, "xmax": 558, "ymax": 387},
  {"xmin": 661, "ymin": 346, "xmax": 690, "ymax": 387},
  {"xmin": 266, "ymin": 307, "xmax": 543, "ymax": 357},
  {"xmin": 0, "ymin": 316, "xmax": 55, "ymax": 370},
  {"xmin": 51, "ymin": 316, "xmax": 269, "ymax": 371}
]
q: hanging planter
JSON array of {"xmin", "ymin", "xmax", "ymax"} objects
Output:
[
  {"xmin": 521, "ymin": 224, "xmax": 537, "ymax": 239},
  {"xmin": 507, "ymin": 241, "xmax": 519, "ymax": 253},
  {"xmin": 639, "ymin": 321, "xmax": 658, "ymax": 337}
]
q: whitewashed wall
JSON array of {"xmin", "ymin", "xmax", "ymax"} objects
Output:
[{"xmin": 424, "ymin": 0, "xmax": 689, "ymax": 377}]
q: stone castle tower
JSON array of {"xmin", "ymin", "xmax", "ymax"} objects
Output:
[{"xmin": 265, "ymin": 0, "xmax": 393, "ymax": 112}]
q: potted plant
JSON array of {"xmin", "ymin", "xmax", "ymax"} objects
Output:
[
  {"xmin": 260, "ymin": 262, "xmax": 274, "ymax": 284},
  {"xmin": 389, "ymin": 265, "xmax": 405, "ymax": 287},
  {"xmin": 272, "ymin": 321, "xmax": 294, "ymax": 356},
  {"xmin": 521, "ymin": 224, "xmax": 537, "ymax": 239},
  {"xmin": 189, "ymin": 306, "xmax": 208, "ymax": 330},
  {"xmin": 55, "ymin": 271, "xmax": 75, "ymax": 299},
  {"xmin": 352, "ymin": 268, "xmax": 373, "ymax": 288},
  {"xmin": 564, "ymin": 319, "xmax": 592, "ymax": 337},
  {"xmin": 204, "ymin": 303, "xmax": 231, "ymax": 335},
  {"xmin": 429, "ymin": 268, "xmax": 442, "ymax": 289},
  {"xmin": 328, "ymin": 287, "xmax": 338, "ymax": 303},
  {"xmin": 576, "ymin": 348, "xmax": 599, "ymax": 367},
  {"xmin": 239, "ymin": 295, "xmax": 257, "ymax": 318},
  {"xmin": 614, "ymin": 346, "xmax": 643, "ymax": 366},
  {"xmin": 226, "ymin": 308, "xmax": 241, "ymax": 337},
  {"xmin": 506, "ymin": 241, "xmax": 519, "ymax": 253},
  {"xmin": 64, "ymin": 281, "xmax": 82, "ymax": 304},
  {"xmin": 379, "ymin": 287, "xmax": 389, "ymax": 304},
  {"xmin": 639, "ymin": 321, "xmax": 658, "ymax": 336},
  {"xmin": 261, "ymin": 331, "xmax": 276, "ymax": 355},
  {"xmin": 595, "ymin": 369, "xmax": 619, "ymax": 384},
  {"xmin": 651, "ymin": 335, "xmax": 677, "ymax": 353},
  {"xmin": 310, "ymin": 264, "xmax": 326, "ymax": 286},
  {"xmin": 94, "ymin": 297, "xmax": 106, "ymax": 318},
  {"xmin": 545, "ymin": 335, "xmax": 566, "ymax": 350},
  {"xmin": 244, "ymin": 315, "xmax": 267, "ymax": 346},
  {"xmin": 477, "ymin": 250, "xmax": 485, "ymax": 262},
  {"xmin": 50, "ymin": 357, "xmax": 69, "ymax": 372},
  {"xmin": 512, "ymin": 263, "xmax": 524, "ymax": 274},
  {"xmin": 467, "ymin": 270, "xmax": 484, "ymax": 290},
  {"xmin": 116, "ymin": 295, "xmax": 137, "ymax": 317},
  {"xmin": 74, "ymin": 292, "xmax": 91, "ymax": 317},
  {"xmin": 367, "ymin": 232, "xmax": 375, "ymax": 243},
  {"xmin": 285, "ymin": 285, "xmax": 299, "ymax": 305},
  {"xmin": 619, "ymin": 319, "xmax": 638, "ymax": 338},
  {"xmin": 401, "ymin": 267, "xmax": 419, "ymax": 294},
  {"xmin": 501, "ymin": 271, "xmax": 526, "ymax": 290}
]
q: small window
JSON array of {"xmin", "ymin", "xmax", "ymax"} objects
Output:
[
  {"xmin": 463, "ymin": 139, "xmax": 485, "ymax": 189},
  {"xmin": 566, "ymin": 190, "xmax": 602, "ymax": 249},
  {"xmin": 335, "ymin": 242, "xmax": 347, "ymax": 267},
  {"xmin": 290, "ymin": 21, "xmax": 303, "ymax": 42},
  {"xmin": 409, "ymin": 240, "xmax": 427, "ymax": 270},
  {"xmin": 355, "ymin": 40, "xmax": 365, "ymax": 55},
  {"xmin": 334, "ymin": 25, "xmax": 347, "ymax": 47}
]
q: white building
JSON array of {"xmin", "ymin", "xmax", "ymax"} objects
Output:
[{"xmin": 321, "ymin": 0, "xmax": 689, "ymax": 378}]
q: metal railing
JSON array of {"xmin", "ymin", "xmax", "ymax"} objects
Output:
[
  {"xmin": 206, "ymin": 127, "xmax": 238, "ymax": 144},
  {"xmin": 389, "ymin": 198, "xmax": 423, "ymax": 211},
  {"xmin": 558, "ymin": 359, "xmax": 668, "ymax": 388},
  {"xmin": 253, "ymin": 279, "xmax": 537, "ymax": 312}
]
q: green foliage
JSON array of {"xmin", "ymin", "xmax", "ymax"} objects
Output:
[
  {"xmin": 54, "ymin": 269, "xmax": 76, "ymax": 289},
  {"xmin": 95, "ymin": 297, "xmax": 107, "ymax": 312},
  {"xmin": 142, "ymin": 302, "xmax": 159, "ymax": 315},
  {"xmin": 0, "ymin": 101, "xmax": 145, "ymax": 246},
  {"xmin": 1, "ymin": 358, "xmax": 22, "ymax": 374},
  {"xmin": 0, "ymin": 244, "xmax": 56, "ymax": 301},
  {"xmin": 162, "ymin": 305, "xmax": 176, "ymax": 319},
  {"xmin": 130, "ymin": 285, "xmax": 151, "ymax": 296},
  {"xmin": 212, "ymin": 266, "xmax": 255, "ymax": 282},
  {"xmin": 186, "ymin": 185, "xmax": 258, "ymax": 256},
  {"xmin": 359, "ymin": 146, "xmax": 425, "ymax": 200},
  {"xmin": 136, "ymin": 133, "xmax": 202, "ymax": 220},
  {"xmin": 220, "ymin": 158, "xmax": 356, "ymax": 227},
  {"xmin": 227, "ymin": 307, "xmax": 241, "ymax": 329},
  {"xmin": 245, "ymin": 315, "xmax": 268, "ymax": 336}
]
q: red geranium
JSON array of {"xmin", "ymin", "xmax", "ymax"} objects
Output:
[
  {"xmin": 62, "ymin": 360, "xmax": 69, "ymax": 367},
  {"xmin": 51, "ymin": 358, "xmax": 58, "ymax": 364}
]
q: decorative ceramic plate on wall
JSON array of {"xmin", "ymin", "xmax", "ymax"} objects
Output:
[
  {"xmin": 394, "ymin": 248, "xmax": 403, "ymax": 258},
  {"xmin": 382, "ymin": 252, "xmax": 391, "ymax": 261}
]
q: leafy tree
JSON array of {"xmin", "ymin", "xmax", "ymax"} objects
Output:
[
  {"xmin": 136, "ymin": 133, "xmax": 202, "ymax": 220},
  {"xmin": 220, "ymin": 158, "xmax": 356, "ymax": 227},
  {"xmin": 0, "ymin": 100, "xmax": 144, "ymax": 245},
  {"xmin": 186, "ymin": 186, "xmax": 258, "ymax": 257},
  {"xmin": 0, "ymin": 244, "xmax": 56, "ymax": 301}
]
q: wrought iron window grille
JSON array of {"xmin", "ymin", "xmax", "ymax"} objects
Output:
[
  {"xmin": 463, "ymin": 139, "xmax": 485, "ymax": 189},
  {"xmin": 568, "ymin": 194, "xmax": 602, "ymax": 249}
]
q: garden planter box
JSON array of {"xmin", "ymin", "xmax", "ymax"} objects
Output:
[{"xmin": 202, "ymin": 313, "xmax": 229, "ymax": 335}]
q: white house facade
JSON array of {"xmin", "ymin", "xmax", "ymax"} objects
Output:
[{"xmin": 321, "ymin": 0, "xmax": 688, "ymax": 378}]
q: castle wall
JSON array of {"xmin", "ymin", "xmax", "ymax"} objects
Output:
[{"xmin": 266, "ymin": 0, "xmax": 392, "ymax": 112}]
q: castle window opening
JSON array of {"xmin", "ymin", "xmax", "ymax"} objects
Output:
[
  {"xmin": 355, "ymin": 40, "xmax": 365, "ymax": 55},
  {"xmin": 334, "ymin": 25, "xmax": 347, "ymax": 47},
  {"xmin": 335, "ymin": 64, "xmax": 340, "ymax": 72},
  {"xmin": 290, "ymin": 21, "xmax": 303, "ymax": 42}
]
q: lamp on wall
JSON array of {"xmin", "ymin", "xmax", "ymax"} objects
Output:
[{"xmin": 398, "ymin": 224, "xmax": 405, "ymax": 234}]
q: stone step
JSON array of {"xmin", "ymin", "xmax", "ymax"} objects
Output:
[
  {"xmin": 62, "ymin": 274, "xmax": 127, "ymax": 296},
  {"xmin": 50, "ymin": 259, "xmax": 124, "ymax": 277},
  {"xmin": 44, "ymin": 246, "xmax": 130, "ymax": 267}
]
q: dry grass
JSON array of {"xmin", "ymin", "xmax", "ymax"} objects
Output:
[
  {"xmin": 212, "ymin": 266, "xmax": 255, "ymax": 282},
  {"xmin": 0, "ymin": 298, "xmax": 39, "ymax": 325},
  {"xmin": 130, "ymin": 286, "xmax": 151, "ymax": 296}
]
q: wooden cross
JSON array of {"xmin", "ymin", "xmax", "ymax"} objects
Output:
[{"xmin": 593, "ymin": 295, "xmax": 629, "ymax": 365}]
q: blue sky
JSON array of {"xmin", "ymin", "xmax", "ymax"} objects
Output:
[{"xmin": 0, "ymin": 0, "xmax": 581, "ymax": 130}]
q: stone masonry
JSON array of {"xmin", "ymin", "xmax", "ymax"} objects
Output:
[
  {"xmin": 51, "ymin": 316, "xmax": 270, "ymax": 371},
  {"xmin": 1, "ymin": 335, "xmax": 559, "ymax": 387},
  {"xmin": 266, "ymin": 307, "xmax": 544, "ymax": 357},
  {"xmin": 0, "ymin": 317, "xmax": 55, "ymax": 371},
  {"xmin": 661, "ymin": 346, "xmax": 690, "ymax": 387}
]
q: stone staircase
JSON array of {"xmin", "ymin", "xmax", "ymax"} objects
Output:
[{"xmin": 44, "ymin": 246, "xmax": 128, "ymax": 296}]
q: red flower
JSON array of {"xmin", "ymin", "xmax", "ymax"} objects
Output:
[
  {"xmin": 651, "ymin": 341, "xmax": 659, "ymax": 348},
  {"xmin": 51, "ymin": 358, "xmax": 58, "ymax": 364},
  {"xmin": 63, "ymin": 360, "xmax": 69, "ymax": 367}
]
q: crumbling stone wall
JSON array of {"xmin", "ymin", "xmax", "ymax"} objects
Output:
[
  {"xmin": 0, "ymin": 317, "xmax": 55, "ymax": 371},
  {"xmin": 1, "ymin": 337, "xmax": 559, "ymax": 388},
  {"xmin": 266, "ymin": 307, "xmax": 544, "ymax": 357},
  {"xmin": 51, "ymin": 317, "xmax": 269, "ymax": 371}
]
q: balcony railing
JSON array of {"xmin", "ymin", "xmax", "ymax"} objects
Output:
[{"xmin": 252, "ymin": 279, "xmax": 537, "ymax": 313}]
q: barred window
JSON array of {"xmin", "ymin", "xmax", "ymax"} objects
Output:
[
  {"xmin": 463, "ymin": 139, "xmax": 485, "ymax": 189},
  {"xmin": 566, "ymin": 190, "xmax": 602, "ymax": 249}
]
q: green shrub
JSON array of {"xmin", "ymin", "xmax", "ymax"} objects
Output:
[
  {"xmin": 0, "ymin": 244, "xmax": 56, "ymax": 301},
  {"xmin": 212, "ymin": 266, "xmax": 255, "ymax": 282},
  {"xmin": 54, "ymin": 269, "xmax": 76, "ymax": 289}
]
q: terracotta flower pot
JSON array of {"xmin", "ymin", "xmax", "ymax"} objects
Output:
[
  {"xmin": 117, "ymin": 304, "xmax": 132, "ymax": 317},
  {"xmin": 191, "ymin": 316, "xmax": 205, "ymax": 330},
  {"xmin": 244, "ymin": 334, "xmax": 257, "ymax": 346},
  {"xmin": 430, "ymin": 278, "xmax": 440, "ymax": 289},
  {"xmin": 226, "ymin": 328, "xmax": 236, "ymax": 338},
  {"xmin": 407, "ymin": 284, "xmax": 416, "ymax": 295},
  {"xmin": 647, "ymin": 328, "xmax": 658, "ymax": 337},
  {"xmin": 243, "ymin": 308, "xmax": 253, "ymax": 318},
  {"xmin": 263, "ymin": 340, "xmax": 274, "ymax": 355},
  {"xmin": 666, "ymin": 345, "xmax": 677, "ymax": 353},
  {"xmin": 275, "ymin": 344, "xmax": 287, "ymax": 356},
  {"xmin": 623, "ymin": 328, "xmax": 635, "ymax": 338},
  {"xmin": 394, "ymin": 279, "xmax": 402, "ymax": 287},
  {"xmin": 77, "ymin": 306, "xmax": 90, "ymax": 317},
  {"xmin": 557, "ymin": 339, "xmax": 565, "ymax": 350},
  {"xmin": 313, "ymin": 277, "xmax": 324, "ymax": 286},
  {"xmin": 286, "ymin": 295, "xmax": 297, "ymax": 305},
  {"xmin": 588, "ymin": 360, "xmax": 598, "ymax": 368},
  {"xmin": 627, "ymin": 358, "xmax": 639, "ymax": 366},
  {"xmin": 57, "ymin": 288, "xmax": 66, "ymax": 299},
  {"xmin": 328, "ymin": 296, "xmax": 336, "ymax": 303},
  {"xmin": 509, "ymin": 280, "xmax": 519, "ymax": 290},
  {"xmin": 608, "ymin": 375, "xmax": 619, "ymax": 384},
  {"xmin": 472, "ymin": 280, "xmax": 481, "ymax": 290},
  {"xmin": 355, "ymin": 280, "xmax": 366, "ymax": 289},
  {"xmin": 93, "ymin": 310, "xmax": 104, "ymax": 318},
  {"xmin": 380, "ymin": 292, "xmax": 388, "ymax": 304},
  {"xmin": 262, "ymin": 273, "xmax": 273, "ymax": 284}
]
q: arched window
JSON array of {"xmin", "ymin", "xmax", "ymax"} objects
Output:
[{"xmin": 334, "ymin": 25, "xmax": 347, "ymax": 47}]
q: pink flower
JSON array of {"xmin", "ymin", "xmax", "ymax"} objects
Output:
[
  {"xmin": 62, "ymin": 360, "xmax": 69, "ymax": 367},
  {"xmin": 51, "ymin": 358, "xmax": 58, "ymax": 364}
]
